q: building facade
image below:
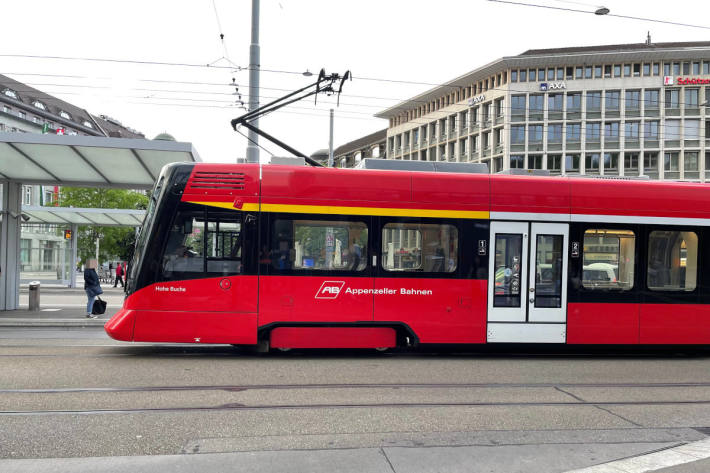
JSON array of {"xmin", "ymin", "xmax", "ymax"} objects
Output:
[
  {"xmin": 376, "ymin": 41, "xmax": 710, "ymax": 181},
  {"xmin": 0, "ymin": 73, "xmax": 144, "ymax": 281},
  {"xmin": 332, "ymin": 129, "xmax": 387, "ymax": 168}
]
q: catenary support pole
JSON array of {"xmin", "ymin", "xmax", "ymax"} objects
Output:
[
  {"xmin": 245, "ymin": 0, "xmax": 260, "ymax": 163},
  {"xmin": 0, "ymin": 182, "xmax": 22, "ymax": 310},
  {"xmin": 328, "ymin": 109, "xmax": 334, "ymax": 167}
]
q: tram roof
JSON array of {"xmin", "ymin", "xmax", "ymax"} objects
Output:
[
  {"xmin": 20, "ymin": 205, "xmax": 145, "ymax": 227},
  {"xmin": 0, "ymin": 132, "xmax": 201, "ymax": 190}
]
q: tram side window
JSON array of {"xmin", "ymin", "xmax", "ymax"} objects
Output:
[
  {"xmin": 382, "ymin": 223, "xmax": 458, "ymax": 273},
  {"xmin": 162, "ymin": 204, "xmax": 207, "ymax": 280},
  {"xmin": 271, "ymin": 219, "xmax": 368, "ymax": 271},
  {"xmin": 582, "ymin": 229, "xmax": 635, "ymax": 290},
  {"xmin": 162, "ymin": 204, "xmax": 245, "ymax": 280},
  {"xmin": 205, "ymin": 211, "xmax": 243, "ymax": 276},
  {"xmin": 647, "ymin": 230, "xmax": 698, "ymax": 292}
]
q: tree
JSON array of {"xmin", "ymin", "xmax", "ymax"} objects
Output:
[{"xmin": 58, "ymin": 187, "xmax": 148, "ymax": 264}]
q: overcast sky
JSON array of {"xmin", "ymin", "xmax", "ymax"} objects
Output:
[{"xmin": 2, "ymin": 0, "xmax": 709, "ymax": 163}]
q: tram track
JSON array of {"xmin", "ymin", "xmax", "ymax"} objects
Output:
[
  {"xmin": 2, "ymin": 381, "xmax": 710, "ymax": 394},
  {"xmin": 2, "ymin": 398, "xmax": 710, "ymax": 417}
]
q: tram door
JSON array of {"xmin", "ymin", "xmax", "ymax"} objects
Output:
[{"xmin": 486, "ymin": 221, "xmax": 568, "ymax": 343}]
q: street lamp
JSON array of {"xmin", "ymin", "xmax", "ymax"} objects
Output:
[
  {"xmin": 595, "ymin": 6, "xmax": 610, "ymax": 15},
  {"xmin": 303, "ymin": 69, "xmax": 313, "ymax": 77}
]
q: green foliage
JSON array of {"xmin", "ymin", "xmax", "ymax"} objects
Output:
[{"xmin": 59, "ymin": 187, "xmax": 147, "ymax": 264}]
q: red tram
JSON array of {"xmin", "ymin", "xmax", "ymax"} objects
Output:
[{"xmin": 105, "ymin": 161, "xmax": 710, "ymax": 349}]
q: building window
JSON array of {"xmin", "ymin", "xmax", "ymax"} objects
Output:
[
  {"xmin": 625, "ymin": 90, "xmax": 640, "ymax": 111},
  {"xmin": 511, "ymin": 95, "xmax": 526, "ymax": 117},
  {"xmin": 566, "ymin": 67, "xmax": 573, "ymax": 80},
  {"xmin": 613, "ymin": 65, "xmax": 621, "ymax": 77},
  {"xmin": 594, "ymin": 65, "xmax": 602, "ymax": 78},
  {"xmin": 604, "ymin": 65, "xmax": 612, "ymax": 78},
  {"xmin": 623, "ymin": 64, "xmax": 631, "ymax": 77},
  {"xmin": 683, "ymin": 62, "xmax": 690, "ymax": 75},
  {"xmin": 556, "ymin": 68, "xmax": 564, "ymax": 80},
  {"xmin": 511, "ymin": 70, "xmax": 518, "ymax": 82},
  {"xmin": 684, "ymin": 151, "xmax": 699, "ymax": 178},
  {"xmin": 605, "ymin": 90, "xmax": 620, "ymax": 111},
  {"xmin": 685, "ymin": 88, "xmax": 699, "ymax": 108},
  {"xmin": 665, "ymin": 89, "xmax": 680, "ymax": 110},
  {"xmin": 83, "ymin": 120, "xmax": 93, "ymax": 128},
  {"xmin": 625, "ymin": 152, "xmax": 639, "ymax": 173},
  {"xmin": 665, "ymin": 119, "xmax": 681, "ymax": 141},
  {"xmin": 548, "ymin": 124, "xmax": 563, "ymax": 143},
  {"xmin": 644, "ymin": 152, "xmax": 659, "ymax": 177},
  {"xmin": 565, "ymin": 154, "xmax": 580, "ymax": 172},
  {"xmin": 529, "ymin": 94, "xmax": 544, "ymax": 115},
  {"xmin": 644, "ymin": 89, "xmax": 659, "ymax": 109},
  {"xmin": 521, "ymin": 127, "xmax": 539, "ymax": 147},
  {"xmin": 586, "ymin": 153, "xmax": 600, "ymax": 173},
  {"xmin": 548, "ymin": 154, "xmax": 562, "ymax": 172},
  {"xmin": 575, "ymin": 66, "xmax": 583, "ymax": 79},
  {"xmin": 529, "ymin": 154, "xmax": 544, "ymax": 169},
  {"xmin": 685, "ymin": 120, "xmax": 700, "ymax": 140},
  {"xmin": 625, "ymin": 122, "xmax": 640, "ymax": 140},
  {"xmin": 673, "ymin": 62, "xmax": 681, "ymax": 75},
  {"xmin": 693, "ymin": 62, "xmax": 700, "ymax": 75},
  {"xmin": 567, "ymin": 93, "xmax": 582, "ymax": 112},
  {"xmin": 586, "ymin": 122, "xmax": 601, "ymax": 142},
  {"xmin": 510, "ymin": 155, "xmax": 524, "ymax": 168},
  {"xmin": 22, "ymin": 186, "xmax": 32, "ymax": 205},
  {"xmin": 604, "ymin": 152, "xmax": 619, "ymax": 173},
  {"xmin": 18, "ymin": 111, "xmax": 26, "ymax": 120},
  {"xmin": 548, "ymin": 94, "xmax": 563, "ymax": 113},
  {"xmin": 382, "ymin": 223, "xmax": 457, "ymax": 273},
  {"xmin": 633, "ymin": 63, "xmax": 641, "ymax": 77},
  {"xmin": 547, "ymin": 68, "xmax": 555, "ymax": 80},
  {"xmin": 652, "ymin": 63, "xmax": 660, "ymax": 76},
  {"xmin": 647, "ymin": 231, "xmax": 698, "ymax": 292},
  {"xmin": 643, "ymin": 63, "xmax": 651, "ymax": 76},
  {"xmin": 604, "ymin": 122, "xmax": 620, "ymax": 140},
  {"xmin": 566, "ymin": 123, "xmax": 581, "ymax": 142},
  {"xmin": 520, "ymin": 69, "xmax": 527, "ymax": 82},
  {"xmin": 32, "ymin": 101, "xmax": 46, "ymax": 111},
  {"xmin": 585, "ymin": 66, "xmax": 593, "ymax": 79},
  {"xmin": 664, "ymin": 63, "xmax": 671, "ymax": 76},
  {"xmin": 664, "ymin": 151, "xmax": 680, "ymax": 179},
  {"xmin": 644, "ymin": 121, "xmax": 659, "ymax": 140},
  {"xmin": 2, "ymin": 88, "xmax": 18, "ymax": 99},
  {"xmin": 587, "ymin": 91, "xmax": 602, "ymax": 111}
]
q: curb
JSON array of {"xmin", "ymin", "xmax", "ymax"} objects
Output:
[{"xmin": 0, "ymin": 319, "xmax": 107, "ymax": 328}]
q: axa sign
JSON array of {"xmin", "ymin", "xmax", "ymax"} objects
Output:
[
  {"xmin": 315, "ymin": 281, "xmax": 346, "ymax": 299},
  {"xmin": 467, "ymin": 94, "xmax": 485, "ymax": 106},
  {"xmin": 540, "ymin": 82, "xmax": 566, "ymax": 91}
]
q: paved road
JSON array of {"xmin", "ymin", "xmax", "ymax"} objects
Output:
[{"xmin": 1, "ymin": 328, "xmax": 709, "ymax": 472}]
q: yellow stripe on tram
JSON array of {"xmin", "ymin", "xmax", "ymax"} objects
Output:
[{"xmin": 188, "ymin": 201, "xmax": 490, "ymax": 220}]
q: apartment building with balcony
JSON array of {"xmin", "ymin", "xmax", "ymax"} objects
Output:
[{"xmin": 375, "ymin": 41, "xmax": 710, "ymax": 181}]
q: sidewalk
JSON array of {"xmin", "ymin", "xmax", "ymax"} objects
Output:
[{"xmin": 1, "ymin": 285, "xmax": 124, "ymax": 327}]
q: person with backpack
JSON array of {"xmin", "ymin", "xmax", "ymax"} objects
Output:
[{"xmin": 113, "ymin": 261, "xmax": 124, "ymax": 288}]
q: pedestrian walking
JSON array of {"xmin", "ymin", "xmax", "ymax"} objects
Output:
[
  {"xmin": 113, "ymin": 261, "xmax": 124, "ymax": 288},
  {"xmin": 84, "ymin": 259, "xmax": 103, "ymax": 318}
]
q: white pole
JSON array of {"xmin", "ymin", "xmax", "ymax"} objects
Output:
[
  {"xmin": 245, "ymin": 0, "xmax": 260, "ymax": 163},
  {"xmin": 328, "ymin": 109, "xmax": 334, "ymax": 167}
]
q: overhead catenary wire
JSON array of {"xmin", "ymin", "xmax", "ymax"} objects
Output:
[{"xmin": 487, "ymin": 0, "xmax": 710, "ymax": 31}]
